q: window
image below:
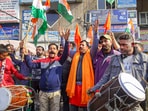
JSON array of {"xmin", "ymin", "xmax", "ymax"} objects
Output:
[
  {"xmin": 139, "ymin": 12, "xmax": 148, "ymax": 25},
  {"xmin": 106, "ymin": 1, "xmax": 116, "ymax": 9},
  {"xmin": 98, "ymin": 0, "xmax": 117, "ymax": 9},
  {"xmin": 46, "ymin": 10, "xmax": 61, "ymax": 27}
]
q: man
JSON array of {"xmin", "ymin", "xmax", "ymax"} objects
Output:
[
  {"xmin": 93, "ymin": 33, "xmax": 120, "ymax": 84},
  {"xmin": 31, "ymin": 46, "xmax": 45, "ymax": 92},
  {"xmin": 0, "ymin": 44, "xmax": 30, "ymax": 87},
  {"xmin": 10, "ymin": 47, "xmax": 32, "ymax": 86},
  {"xmin": 134, "ymin": 40, "xmax": 144, "ymax": 52},
  {"xmin": 23, "ymin": 29, "xmax": 70, "ymax": 111},
  {"xmin": 31, "ymin": 46, "xmax": 45, "ymax": 111},
  {"xmin": 88, "ymin": 33, "xmax": 148, "ymax": 111},
  {"xmin": 66, "ymin": 20, "xmax": 99, "ymax": 111}
]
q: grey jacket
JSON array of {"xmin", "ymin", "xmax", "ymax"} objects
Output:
[{"xmin": 92, "ymin": 52, "xmax": 148, "ymax": 91}]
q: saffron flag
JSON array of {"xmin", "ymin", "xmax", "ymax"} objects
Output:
[
  {"xmin": 104, "ymin": 11, "xmax": 111, "ymax": 34},
  {"xmin": 87, "ymin": 26, "xmax": 93, "ymax": 45},
  {"xmin": 74, "ymin": 24, "xmax": 81, "ymax": 51},
  {"xmin": 58, "ymin": 0, "xmax": 73, "ymax": 23},
  {"xmin": 31, "ymin": 0, "xmax": 48, "ymax": 46},
  {"xmin": 106, "ymin": 0, "xmax": 115, "ymax": 5}
]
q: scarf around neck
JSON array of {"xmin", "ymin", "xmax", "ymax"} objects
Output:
[{"xmin": 66, "ymin": 50, "xmax": 94, "ymax": 104}]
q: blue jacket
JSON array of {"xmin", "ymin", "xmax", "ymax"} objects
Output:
[{"xmin": 25, "ymin": 41, "xmax": 69, "ymax": 92}]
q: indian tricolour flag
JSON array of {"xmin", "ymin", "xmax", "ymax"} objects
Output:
[
  {"xmin": 125, "ymin": 19, "xmax": 135, "ymax": 34},
  {"xmin": 58, "ymin": 0, "xmax": 73, "ymax": 23},
  {"xmin": 31, "ymin": 0, "xmax": 48, "ymax": 46}
]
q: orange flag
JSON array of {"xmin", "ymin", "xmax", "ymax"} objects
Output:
[
  {"xmin": 129, "ymin": 18, "xmax": 134, "ymax": 33},
  {"xmin": 74, "ymin": 24, "xmax": 81, "ymax": 51},
  {"xmin": 104, "ymin": 11, "xmax": 111, "ymax": 34},
  {"xmin": 87, "ymin": 26, "xmax": 93, "ymax": 45},
  {"xmin": 44, "ymin": 0, "xmax": 50, "ymax": 8}
]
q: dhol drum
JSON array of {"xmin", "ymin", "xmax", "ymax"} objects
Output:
[
  {"xmin": 87, "ymin": 73, "xmax": 145, "ymax": 111},
  {"xmin": 0, "ymin": 85, "xmax": 35, "ymax": 111}
]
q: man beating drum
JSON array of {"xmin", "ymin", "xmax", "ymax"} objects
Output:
[
  {"xmin": 88, "ymin": 33, "xmax": 148, "ymax": 111},
  {"xmin": 0, "ymin": 44, "xmax": 31, "ymax": 87},
  {"xmin": 0, "ymin": 44, "xmax": 32, "ymax": 111}
]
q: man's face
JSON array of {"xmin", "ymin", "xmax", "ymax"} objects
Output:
[
  {"xmin": 48, "ymin": 45, "xmax": 58, "ymax": 58},
  {"xmin": 100, "ymin": 38, "xmax": 112, "ymax": 53},
  {"xmin": 79, "ymin": 41, "xmax": 89, "ymax": 53},
  {"xmin": 7, "ymin": 46, "xmax": 12, "ymax": 54},
  {"xmin": 119, "ymin": 39, "xmax": 133, "ymax": 55},
  {"xmin": 0, "ymin": 52, "xmax": 8, "ymax": 60},
  {"xmin": 36, "ymin": 47, "xmax": 44, "ymax": 57}
]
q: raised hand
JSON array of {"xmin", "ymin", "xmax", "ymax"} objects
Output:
[
  {"xmin": 59, "ymin": 27, "xmax": 70, "ymax": 41},
  {"xmin": 93, "ymin": 20, "xmax": 99, "ymax": 34}
]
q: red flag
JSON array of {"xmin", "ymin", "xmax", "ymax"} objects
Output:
[
  {"xmin": 87, "ymin": 26, "xmax": 93, "ymax": 45},
  {"xmin": 104, "ymin": 11, "xmax": 111, "ymax": 34},
  {"xmin": 74, "ymin": 24, "xmax": 81, "ymax": 51}
]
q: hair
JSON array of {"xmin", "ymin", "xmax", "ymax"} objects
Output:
[
  {"xmin": 118, "ymin": 33, "xmax": 133, "ymax": 41},
  {"xmin": 0, "ymin": 44, "xmax": 8, "ymax": 54},
  {"xmin": 36, "ymin": 46, "xmax": 44, "ymax": 51},
  {"xmin": 48, "ymin": 43, "xmax": 58, "ymax": 50},
  {"xmin": 80, "ymin": 40, "xmax": 90, "ymax": 47},
  {"xmin": 5, "ymin": 44, "xmax": 14, "ymax": 48},
  {"xmin": 70, "ymin": 42, "xmax": 76, "ymax": 47}
]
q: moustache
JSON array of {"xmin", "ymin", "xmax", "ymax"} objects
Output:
[{"xmin": 49, "ymin": 51, "xmax": 55, "ymax": 54}]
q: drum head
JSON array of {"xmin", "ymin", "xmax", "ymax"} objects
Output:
[
  {"xmin": 119, "ymin": 73, "xmax": 145, "ymax": 101},
  {"xmin": 0, "ymin": 87, "xmax": 12, "ymax": 110}
]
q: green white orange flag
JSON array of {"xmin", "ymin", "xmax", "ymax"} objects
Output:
[
  {"xmin": 58, "ymin": 0, "xmax": 73, "ymax": 23},
  {"xmin": 104, "ymin": 11, "xmax": 111, "ymax": 34},
  {"xmin": 106, "ymin": 0, "xmax": 115, "ymax": 5},
  {"xmin": 74, "ymin": 24, "xmax": 81, "ymax": 51},
  {"xmin": 125, "ymin": 19, "xmax": 135, "ymax": 34},
  {"xmin": 31, "ymin": 0, "xmax": 48, "ymax": 46}
]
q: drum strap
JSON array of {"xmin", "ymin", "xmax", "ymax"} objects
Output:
[
  {"xmin": 117, "ymin": 55, "xmax": 125, "ymax": 73},
  {"xmin": 0, "ymin": 60, "xmax": 6, "ymax": 86}
]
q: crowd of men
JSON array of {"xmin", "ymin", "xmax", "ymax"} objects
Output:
[{"xmin": 0, "ymin": 20, "xmax": 147, "ymax": 111}]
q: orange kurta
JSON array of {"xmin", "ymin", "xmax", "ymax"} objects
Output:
[{"xmin": 66, "ymin": 50, "xmax": 94, "ymax": 105}]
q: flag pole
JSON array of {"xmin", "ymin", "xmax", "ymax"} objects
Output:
[{"xmin": 110, "ymin": 2, "xmax": 112, "ymax": 32}]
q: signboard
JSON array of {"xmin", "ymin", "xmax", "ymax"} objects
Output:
[
  {"xmin": 22, "ymin": 30, "xmax": 75, "ymax": 43},
  {"xmin": 89, "ymin": 9, "xmax": 128, "ymax": 25},
  {"xmin": 0, "ymin": 24, "xmax": 19, "ymax": 40},
  {"xmin": 0, "ymin": 0, "xmax": 19, "ymax": 23},
  {"xmin": 140, "ymin": 30, "xmax": 148, "ymax": 41},
  {"xmin": 20, "ymin": 0, "xmax": 56, "ymax": 3},
  {"xmin": 22, "ymin": 10, "xmax": 31, "ymax": 30},
  {"xmin": 20, "ymin": 0, "xmax": 81, "ymax": 4},
  {"xmin": 128, "ymin": 10, "xmax": 137, "ymax": 25},
  {"xmin": 117, "ymin": 0, "xmax": 137, "ymax": 8},
  {"xmin": 99, "ymin": 24, "xmax": 127, "ymax": 33},
  {"xmin": 139, "ymin": 30, "xmax": 148, "ymax": 52}
]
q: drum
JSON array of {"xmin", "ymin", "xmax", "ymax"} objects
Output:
[
  {"xmin": 0, "ymin": 85, "xmax": 35, "ymax": 111},
  {"xmin": 87, "ymin": 73, "xmax": 145, "ymax": 111}
]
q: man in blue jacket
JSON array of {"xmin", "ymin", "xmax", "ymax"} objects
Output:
[{"xmin": 22, "ymin": 29, "xmax": 70, "ymax": 111}]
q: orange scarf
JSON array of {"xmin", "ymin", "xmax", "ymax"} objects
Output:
[{"xmin": 66, "ymin": 50, "xmax": 94, "ymax": 104}]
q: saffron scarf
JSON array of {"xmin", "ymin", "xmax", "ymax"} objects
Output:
[{"xmin": 66, "ymin": 50, "xmax": 94, "ymax": 104}]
